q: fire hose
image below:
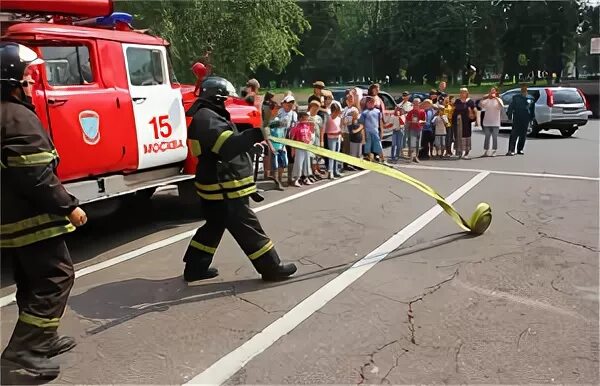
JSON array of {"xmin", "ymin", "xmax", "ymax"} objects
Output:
[{"xmin": 269, "ymin": 136, "xmax": 492, "ymax": 235}]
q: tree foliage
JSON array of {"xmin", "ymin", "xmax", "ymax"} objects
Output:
[
  {"xmin": 115, "ymin": 0, "xmax": 309, "ymax": 84},
  {"xmin": 115, "ymin": 0, "xmax": 598, "ymax": 87},
  {"xmin": 262, "ymin": 0, "xmax": 598, "ymax": 87}
]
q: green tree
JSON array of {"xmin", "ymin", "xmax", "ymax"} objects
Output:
[{"xmin": 115, "ymin": 0, "xmax": 309, "ymax": 84}]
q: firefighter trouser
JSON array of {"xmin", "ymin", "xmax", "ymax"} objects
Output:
[
  {"xmin": 3, "ymin": 236, "xmax": 74, "ymax": 331},
  {"xmin": 183, "ymin": 196, "xmax": 282, "ymax": 275}
]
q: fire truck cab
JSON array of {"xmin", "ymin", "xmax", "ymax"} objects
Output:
[{"xmin": 1, "ymin": 0, "xmax": 261, "ymax": 212}]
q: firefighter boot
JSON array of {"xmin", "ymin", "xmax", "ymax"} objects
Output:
[
  {"xmin": 183, "ymin": 248, "xmax": 219, "ymax": 282},
  {"xmin": 32, "ymin": 327, "xmax": 77, "ymax": 358},
  {"xmin": 252, "ymin": 250, "xmax": 297, "ymax": 281},
  {"xmin": 1, "ymin": 321, "xmax": 60, "ymax": 379}
]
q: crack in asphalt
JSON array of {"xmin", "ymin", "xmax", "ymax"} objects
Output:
[
  {"xmin": 298, "ymin": 257, "xmax": 326, "ymax": 269},
  {"xmin": 357, "ymin": 340, "xmax": 404, "ymax": 385},
  {"xmin": 538, "ymin": 231, "xmax": 599, "ymax": 252},
  {"xmin": 407, "ymin": 269, "xmax": 460, "ymax": 345},
  {"xmin": 550, "ymin": 274, "xmax": 573, "ymax": 296},
  {"xmin": 341, "ymin": 215, "xmax": 368, "ymax": 228},
  {"xmin": 436, "ymin": 249, "xmax": 525, "ymax": 271},
  {"xmin": 506, "ymin": 210, "xmax": 526, "ymax": 226},
  {"xmin": 233, "ymin": 295, "xmax": 284, "ymax": 314},
  {"xmin": 381, "ymin": 355, "xmax": 401, "ymax": 384},
  {"xmin": 387, "ymin": 189, "xmax": 405, "ymax": 201},
  {"xmin": 455, "ymin": 341, "xmax": 463, "ymax": 373},
  {"xmin": 516, "ymin": 327, "xmax": 535, "ymax": 351}
]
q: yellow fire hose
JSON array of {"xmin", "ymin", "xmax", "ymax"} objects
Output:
[{"xmin": 269, "ymin": 137, "xmax": 492, "ymax": 235}]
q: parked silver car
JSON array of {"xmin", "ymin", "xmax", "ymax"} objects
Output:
[{"xmin": 499, "ymin": 87, "xmax": 592, "ymax": 137}]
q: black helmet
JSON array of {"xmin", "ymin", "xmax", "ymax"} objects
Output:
[
  {"xmin": 0, "ymin": 42, "xmax": 43, "ymax": 86},
  {"xmin": 199, "ymin": 76, "xmax": 237, "ymax": 104}
]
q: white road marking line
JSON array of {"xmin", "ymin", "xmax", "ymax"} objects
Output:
[
  {"xmin": 395, "ymin": 164, "xmax": 599, "ymax": 182},
  {"xmin": 0, "ymin": 171, "xmax": 370, "ymax": 308},
  {"xmin": 184, "ymin": 171, "xmax": 490, "ymax": 385}
]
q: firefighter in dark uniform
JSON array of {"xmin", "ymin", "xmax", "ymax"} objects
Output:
[
  {"xmin": 0, "ymin": 42, "xmax": 87, "ymax": 378},
  {"xmin": 506, "ymin": 82, "xmax": 535, "ymax": 156},
  {"xmin": 183, "ymin": 76, "xmax": 297, "ymax": 282}
]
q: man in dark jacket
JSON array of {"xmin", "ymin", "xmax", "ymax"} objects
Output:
[
  {"xmin": 183, "ymin": 76, "xmax": 297, "ymax": 282},
  {"xmin": 506, "ymin": 82, "xmax": 535, "ymax": 155},
  {"xmin": 0, "ymin": 42, "xmax": 87, "ymax": 379}
]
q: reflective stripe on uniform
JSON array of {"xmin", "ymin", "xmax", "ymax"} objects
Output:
[
  {"xmin": 226, "ymin": 185, "xmax": 257, "ymax": 199},
  {"xmin": 195, "ymin": 176, "xmax": 255, "ymax": 192},
  {"xmin": 196, "ymin": 190, "xmax": 225, "ymax": 200},
  {"xmin": 19, "ymin": 312, "xmax": 60, "ymax": 328},
  {"xmin": 248, "ymin": 240, "xmax": 274, "ymax": 260},
  {"xmin": 188, "ymin": 139, "xmax": 202, "ymax": 157},
  {"xmin": 1, "ymin": 213, "xmax": 70, "ymax": 235},
  {"xmin": 0, "ymin": 160, "xmax": 6, "ymax": 169},
  {"xmin": 211, "ymin": 130, "xmax": 234, "ymax": 154},
  {"xmin": 0, "ymin": 223, "xmax": 75, "ymax": 248},
  {"xmin": 190, "ymin": 240, "xmax": 217, "ymax": 254},
  {"xmin": 6, "ymin": 150, "xmax": 58, "ymax": 167}
]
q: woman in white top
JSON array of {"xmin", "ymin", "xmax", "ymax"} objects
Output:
[{"xmin": 478, "ymin": 87, "xmax": 504, "ymax": 157}]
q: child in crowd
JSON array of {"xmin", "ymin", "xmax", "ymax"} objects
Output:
[
  {"xmin": 432, "ymin": 108, "xmax": 448, "ymax": 157},
  {"xmin": 420, "ymin": 99, "xmax": 436, "ymax": 160},
  {"xmin": 406, "ymin": 98, "xmax": 426, "ymax": 163},
  {"xmin": 324, "ymin": 102, "xmax": 344, "ymax": 179},
  {"xmin": 344, "ymin": 94, "xmax": 363, "ymax": 160},
  {"xmin": 289, "ymin": 112, "xmax": 313, "ymax": 187},
  {"xmin": 390, "ymin": 105, "xmax": 405, "ymax": 162},
  {"xmin": 357, "ymin": 96, "xmax": 384, "ymax": 162},
  {"xmin": 268, "ymin": 118, "xmax": 288, "ymax": 191},
  {"xmin": 274, "ymin": 95, "xmax": 298, "ymax": 185},
  {"xmin": 307, "ymin": 100, "xmax": 324, "ymax": 180},
  {"xmin": 342, "ymin": 93, "xmax": 361, "ymax": 169}
]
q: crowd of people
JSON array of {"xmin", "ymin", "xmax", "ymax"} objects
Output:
[{"xmin": 251, "ymin": 79, "xmax": 534, "ymax": 190}]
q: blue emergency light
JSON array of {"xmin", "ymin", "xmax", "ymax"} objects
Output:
[{"xmin": 95, "ymin": 12, "xmax": 133, "ymax": 27}]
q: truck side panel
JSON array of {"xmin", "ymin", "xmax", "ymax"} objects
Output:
[{"xmin": 39, "ymin": 39, "xmax": 138, "ymax": 181}]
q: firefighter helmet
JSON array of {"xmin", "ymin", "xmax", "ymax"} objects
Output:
[
  {"xmin": 0, "ymin": 42, "xmax": 43, "ymax": 86},
  {"xmin": 199, "ymin": 76, "xmax": 237, "ymax": 103}
]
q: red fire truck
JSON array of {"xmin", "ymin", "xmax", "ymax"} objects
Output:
[{"xmin": 1, "ymin": 0, "xmax": 261, "ymax": 213}]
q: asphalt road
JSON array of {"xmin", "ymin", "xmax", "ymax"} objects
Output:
[{"xmin": 1, "ymin": 121, "xmax": 598, "ymax": 385}]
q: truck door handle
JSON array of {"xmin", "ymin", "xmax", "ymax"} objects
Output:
[
  {"xmin": 48, "ymin": 98, "xmax": 68, "ymax": 106},
  {"xmin": 132, "ymin": 97, "xmax": 147, "ymax": 104}
]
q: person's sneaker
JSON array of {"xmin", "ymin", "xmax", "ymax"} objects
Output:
[
  {"xmin": 274, "ymin": 180, "xmax": 284, "ymax": 191},
  {"xmin": 517, "ymin": 151, "xmax": 525, "ymax": 155},
  {"xmin": 304, "ymin": 178, "xmax": 314, "ymax": 185},
  {"xmin": 293, "ymin": 179, "xmax": 301, "ymax": 187},
  {"xmin": 183, "ymin": 267, "xmax": 219, "ymax": 282},
  {"xmin": 413, "ymin": 157, "xmax": 420, "ymax": 163},
  {"xmin": 334, "ymin": 172, "xmax": 344, "ymax": 178},
  {"xmin": 491, "ymin": 150, "xmax": 497, "ymax": 157},
  {"xmin": 261, "ymin": 263, "xmax": 298, "ymax": 282},
  {"xmin": 506, "ymin": 152, "xmax": 514, "ymax": 156},
  {"xmin": 482, "ymin": 150, "xmax": 489, "ymax": 157}
]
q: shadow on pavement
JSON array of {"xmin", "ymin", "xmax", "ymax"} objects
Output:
[
  {"xmin": 0, "ymin": 180, "xmax": 311, "ymax": 290},
  {"xmin": 68, "ymin": 231, "xmax": 474, "ymax": 335},
  {"xmin": 497, "ymin": 130, "xmax": 566, "ymax": 140},
  {"xmin": 0, "ymin": 193, "xmax": 202, "ymax": 290}
]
